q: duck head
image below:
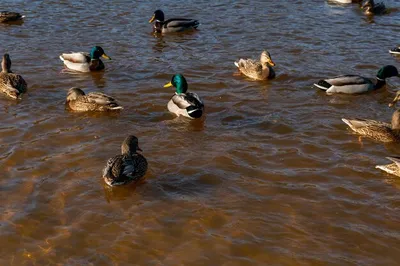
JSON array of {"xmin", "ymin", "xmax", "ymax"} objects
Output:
[
  {"xmin": 164, "ymin": 74, "xmax": 188, "ymax": 94},
  {"xmin": 90, "ymin": 46, "xmax": 111, "ymax": 60},
  {"xmin": 149, "ymin": 10, "xmax": 165, "ymax": 23},
  {"xmin": 376, "ymin": 65, "xmax": 399, "ymax": 81},
  {"xmin": 260, "ymin": 50, "xmax": 275, "ymax": 67},
  {"xmin": 377, "ymin": 65, "xmax": 399, "ymax": 81},
  {"xmin": 1, "ymin": 53, "xmax": 12, "ymax": 73},
  {"xmin": 121, "ymin": 135, "xmax": 142, "ymax": 155},
  {"xmin": 66, "ymin": 87, "xmax": 85, "ymax": 101}
]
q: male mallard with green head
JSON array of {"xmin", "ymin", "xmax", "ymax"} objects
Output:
[
  {"xmin": 164, "ymin": 74, "xmax": 204, "ymax": 119},
  {"xmin": 314, "ymin": 65, "xmax": 399, "ymax": 95},
  {"xmin": 0, "ymin": 11, "xmax": 25, "ymax": 23},
  {"xmin": 66, "ymin": 87, "xmax": 123, "ymax": 112},
  {"xmin": 149, "ymin": 9, "xmax": 199, "ymax": 33},
  {"xmin": 59, "ymin": 46, "xmax": 111, "ymax": 72},
  {"xmin": 341, "ymin": 91, "xmax": 400, "ymax": 142},
  {"xmin": 234, "ymin": 50, "xmax": 276, "ymax": 80},
  {"xmin": 0, "ymin": 54, "xmax": 27, "ymax": 99},
  {"xmin": 102, "ymin": 135, "xmax": 148, "ymax": 187},
  {"xmin": 376, "ymin": 157, "xmax": 400, "ymax": 177}
]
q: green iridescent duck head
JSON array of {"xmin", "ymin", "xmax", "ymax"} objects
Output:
[
  {"xmin": 377, "ymin": 65, "xmax": 399, "ymax": 80},
  {"xmin": 90, "ymin": 46, "xmax": 111, "ymax": 60},
  {"xmin": 164, "ymin": 74, "xmax": 188, "ymax": 94}
]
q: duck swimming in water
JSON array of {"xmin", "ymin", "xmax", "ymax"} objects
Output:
[
  {"xmin": 102, "ymin": 135, "xmax": 148, "ymax": 187},
  {"xmin": 59, "ymin": 46, "xmax": 111, "ymax": 72},
  {"xmin": 341, "ymin": 90, "xmax": 400, "ymax": 143},
  {"xmin": 0, "ymin": 11, "xmax": 25, "ymax": 23},
  {"xmin": 314, "ymin": 65, "xmax": 399, "ymax": 95},
  {"xmin": 65, "ymin": 87, "xmax": 123, "ymax": 112},
  {"xmin": 164, "ymin": 74, "xmax": 204, "ymax": 119},
  {"xmin": 234, "ymin": 50, "xmax": 276, "ymax": 81},
  {"xmin": 149, "ymin": 9, "xmax": 199, "ymax": 34},
  {"xmin": 0, "ymin": 54, "xmax": 27, "ymax": 99}
]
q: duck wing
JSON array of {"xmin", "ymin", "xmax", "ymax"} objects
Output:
[
  {"xmin": 235, "ymin": 59, "xmax": 263, "ymax": 78},
  {"xmin": 342, "ymin": 118, "xmax": 390, "ymax": 130},
  {"xmin": 60, "ymin": 52, "xmax": 90, "ymax": 63},
  {"xmin": 325, "ymin": 75, "xmax": 370, "ymax": 86},
  {"xmin": 60, "ymin": 52, "xmax": 91, "ymax": 72},
  {"xmin": 164, "ymin": 18, "xmax": 199, "ymax": 29},
  {"xmin": 85, "ymin": 92, "xmax": 123, "ymax": 109},
  {"xmin": 171, "ymin": 92, "xmax": 204, "ymax": 109},
  {"xmin": 386, "ymin": 156, "xmax": 400, "ymax": 167}
]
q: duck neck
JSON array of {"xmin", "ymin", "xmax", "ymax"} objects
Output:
[{"xmin": 375, "ymin": 77, "xmax": 386, "ymax": 89}]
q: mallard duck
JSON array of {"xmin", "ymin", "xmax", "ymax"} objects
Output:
[
  {"xmin": 66, "ymin": 87, "xmax": 123, "ymax": 112},
  {"xmin": 314, "ymin": 65, "xmax": 399, "ymax": 95},
  {"xmin": 0, "ymin": 54, "xmax": 27, "ymax": 99},
  {"xmin": 341, "ymin": 91, "xmax": 400, "ymax": 142},
  {"xmin": 149, "ymin": 9, "xmax": 199, "ymax": 33},
  {"xmin": 376, "ymin": 157, "xmax": 400, "ymax": 177},
  {"xmin": 164, "ymin": 74, "xmax": 204, "ymax": 119},
  {"xmin": 102, "ymin": 135, "xmax": 148, "ymax": 187},
  {"xmin": 59, "ymin": 46, "xmax": 111, "ymax": 72},
  {"xmin": 389, "ymin": 46, "xmax": 400, "ymax": 55},
  {"xmin": 0, "ymin": 11, "xmax": 24, "ymax": 23},
  {"xmin": 234, "ymin": 50, "xmax": 276, "ymax": 80},
  {"xmin": 362, "ymin": 0, "xmax": 386, "ymax": 15}
]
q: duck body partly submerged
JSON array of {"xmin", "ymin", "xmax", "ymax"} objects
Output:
[
  {"xmin": 389, "ymin": 46, "xmax": 400, "ymax": 55},
  {"xmin": 102, "ymin": 135, "xmax": 148, "ymax": 187},
  {"xmin": 0, "ymin": 54, "xmax": 27, "ymax": 99},
  {"xmin": 0, "ymin": 11, "xmax": 24, "ymax": 23},
  {"xmin": 234, "ymin": 51, "xmax": 276, "ymax": 80},
  {"xmin": 66, "ymin": 87, "xmax": 123, "ymax": 112},
  {"xmin": 164, "ymin": 74, "xmax": 204, "ymax": 119},
  {"xmin": 314, "ymin": 65, "xmax": 399, "ymax": 95},
  {"xmin": 59, "ymin": 46, "xmax": 111, "ymax": 72},
  {"xmin": 341, "ymin": 92, "xmax": 400, "ymax": 142},
  {"xmin": 362, "ymin": 0, "xmax": 386, "ymax": 15},
  {"xmin": 376, "ymin": 157, "xmax": 400, "ymax": 177},
  {"xmin": 149, "ymin": 10, "xmax": 199, "ymax": 33}
]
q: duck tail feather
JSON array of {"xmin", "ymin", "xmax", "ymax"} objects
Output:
[{"xmin": 313, "ymin": 80, "xmax": 331, "ymax": 91}]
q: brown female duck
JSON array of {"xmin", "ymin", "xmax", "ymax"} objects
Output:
[{"xmin": 0, "ymin": 54, "xmax": 27, "ymax": 99}]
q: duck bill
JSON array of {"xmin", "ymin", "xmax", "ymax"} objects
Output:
[
  {"xmin": 269, "ymin": 60, "xmax": 276, "ymax": 67},
  {"xmin": 389, "ymin": 95, "xmax": 400, "ymax": 107},
  {"xmin": 102, "ymin": 53, "xmax": 111, "ymax": 60},
  {"xmin": 149, "ymin": 14, "xmax": 155, "ymax": 23},
  {"xmin": 137, "ymin": 146, "xmax": 143, "ymax": 152},
  {"xmin": 164, "ymin": 82, "xmax": 173, "ymax": 88}
]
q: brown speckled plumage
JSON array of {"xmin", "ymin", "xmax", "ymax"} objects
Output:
[
  {"xmin": 376, "ymin": 157, "xmax": 400, "ymax": 177},
  {"xmin": 0, "ymin": 54, "xmax": 27, "ymax": 100},
  {"xmin": 102, "ymin": 135, "xmax": 148, "ymax": 186},
  {"xmin": 234, "ymin": 50, "xmax": 276, "ymax": 80},
  {"xmin": 65, "ymin": 87, "xmax": 123, "ymax": 112}
]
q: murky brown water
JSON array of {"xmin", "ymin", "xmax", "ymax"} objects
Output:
[{"xmin": 1, "ymin": 0, "xmax": 400, "ymax": 265}]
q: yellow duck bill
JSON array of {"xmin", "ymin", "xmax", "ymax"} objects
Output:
[
  {"xmin": 149, "ymin": 14, "xmax": 155, "ymax": 23},
  {"xmin": 102, "ymin": 53, "xmax": 111, "ymax": 60},
  {"xmin": 163, "ymin": 82, "xmax": 173, "ymax": 88}
]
